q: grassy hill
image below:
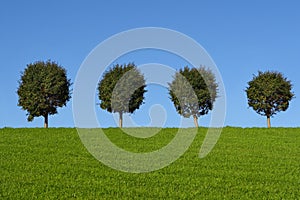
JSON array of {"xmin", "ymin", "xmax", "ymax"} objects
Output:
[{"xmin": 0, "ymin": 127, "xmax": 299, "ymax": 199}]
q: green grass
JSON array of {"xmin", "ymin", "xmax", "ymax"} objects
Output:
[{"xmin": 0, "ymin": 127, "xmax": 299, "ymax": 199}]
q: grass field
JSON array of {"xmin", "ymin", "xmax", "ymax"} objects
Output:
[{"xmin": 0, "ymin": 127, "xmax": 299, "ymax": 199}]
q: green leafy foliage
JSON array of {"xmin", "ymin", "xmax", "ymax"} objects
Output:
[
  {"xmin": 17, "ymin": 60, "xmax": 71, "ymax": 127},
  {"xmin": 0, "ymin": 128, "xmax": 299, "ymax": 199},
  {"xmin": 246, "ymin": 71, "xmax": 294, "ymax": 121},
  {"xmin": 168, "ymin": 66, "xmax": 218, "ymax": 126},
  {"xmin": 98, "ymin": 63, "xmax": 146, "ymax": 127}
]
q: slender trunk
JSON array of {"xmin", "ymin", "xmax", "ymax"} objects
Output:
[
  {"xmin": 193, "ymin": 115, "xmax": 199, "ymax": 128},
  {"xmin": 44, "ymin": 114, "xmax": 48, "ymax": 128},
  {"xmin": 119, "ymin": 112, "xmax": 123, "ymax": 128},
  {"xmin": 267, "ymin": 116, "xmax": 271, "ymax": 128}
]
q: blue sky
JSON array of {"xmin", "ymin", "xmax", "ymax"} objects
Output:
[{"xmin": 1, "ymin": 0, "xmax": 299, "ymax": 128}]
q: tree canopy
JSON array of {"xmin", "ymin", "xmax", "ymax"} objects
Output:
[
  {"xmin": 168, "ymin": 66, "xmax": 218, "ymax": 127},
  {"xmin": 98, "ymin": 63, "xmax": 146, "ymax": 128},
  {"xmin": 245, "ymin": 71, "xmax": 294, "ymax": 128},
  {"xmin": 17, "ymin": 60, "xmax": 71, "ymax": 128}
]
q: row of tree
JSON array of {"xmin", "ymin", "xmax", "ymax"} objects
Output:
[{"xmin": 17, "ymin": 60, "xmax": 294, "ymax": 128}]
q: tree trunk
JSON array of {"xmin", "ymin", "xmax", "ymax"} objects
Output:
[
  {"xmin": 267, "ymin": 116, "xmax": 271, "ymax": 128},
  {"xmin": 119, "ymin": 112, "xmax": 123, "ymax": 128},
  {"xmin": 193, "ymin": 115, "xmax": 199, "ymax": 128},
  {"xmin": 44, "ymin": 114, "xmax": 48, "ymax": 128}
]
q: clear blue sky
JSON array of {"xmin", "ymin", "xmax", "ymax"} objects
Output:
[{"xmin": 1, "ymin": 0, "xmax": 299, "ymax": 128}]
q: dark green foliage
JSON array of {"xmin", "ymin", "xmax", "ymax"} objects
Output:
[
  {"xmin": 98, "ymin": 63, "xmax": 146, "ymax": 127},
  {"xmin": 168, "ymin": 66, "xmax": 218, "ymax": 126},
  {"xmin": 17, "ymin": 60, "xmax": 71, "ymax": 127},
  {"xmin": 246, "ymin": 71, "xmax": 294, "ymax": 123}
]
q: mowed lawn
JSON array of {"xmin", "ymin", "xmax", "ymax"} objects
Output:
[{"xmin": 0, "ymin": 127, "xmax": 299, "ymax": 199}]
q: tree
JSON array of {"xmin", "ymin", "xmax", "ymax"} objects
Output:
[
  {"xmin": 168, "ymin": 66, "xmax": 218, "ymax": 127},
  {"xmin": 98, "ymin": 63, "xmax": 146, "ymax": 128},
  {"xmin": 17, "ymin": 60, "xmax": 71, "ymax": 128},
  {"xmin": 246, "ymin": 71, "xmax": 294, "ymax": 128}
]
